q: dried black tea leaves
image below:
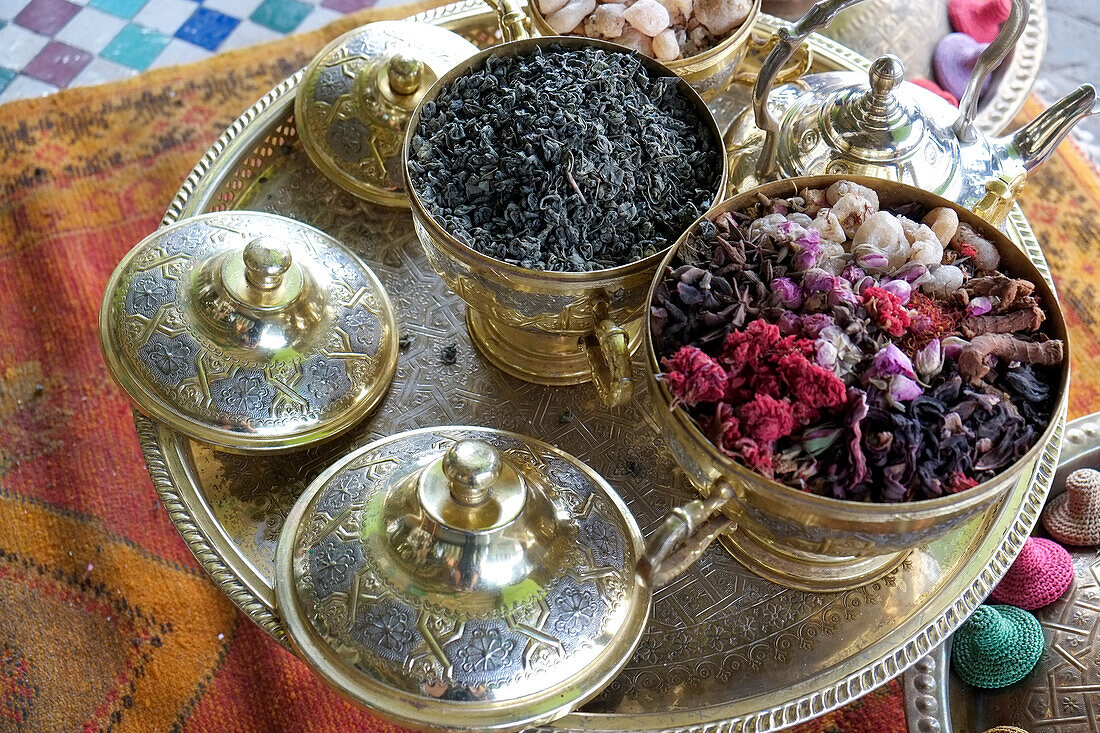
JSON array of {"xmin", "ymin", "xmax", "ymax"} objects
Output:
[{"xmin": 408, "ymin": 45, "xmax": 720, "ymax": 272}]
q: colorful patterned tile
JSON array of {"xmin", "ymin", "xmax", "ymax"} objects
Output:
[
  {"xmin": 174, "ymin": 6, "xmax": 237, "ymax": 50},
  {"xmin": 0, "ymin": 22, "xmax": 50, "ymax": 68},
  {"xmin": 88, "ymin": 0, "xmax": 149, "ymax": 18},
  {"xmin": 219, "ymin": 17, "xmax": 279, "ymax": 50},
  {"xmin": 23, "ymin": 40, "xmax": 92, "ymax": 85},
  {"xmin": 54, "ymin": 6, "xmax": 126, "ymax": 53},
  {"xmin": 250, "ymin": 0, "xmax": 310, "ymax": 34},
  {"xmin": 321, "ymin": 0, "xmax": 376, "ymax": 12},
  {"xmin": 101, "ymin": 22, "xmax": 170, "ymax": 69},
  {"xmin": 0, "ymin": 0, "xmax": 27, "ymax": 19},
  {"xmin": 0, "ymin": 67, "xmax": 15, "ymax": 93},
  {"xmin": 150, "ymin": 35, "xmax": 208, "ymax": 67},
  {"xmin": 0, "ymin": 72, "xmax": 57, "ymax": 103},
  {"xmin": 295, "ymin": 5, "xmax": 341, "ymax": 31},
  {"xmin": 14, "ymin": 0, "xmax": 80, "ymax": 35},
  {"xmin": 132, "ymin": 0, "xmax": 196, "ymax": 34},
  {"xmin": 70, "ymin": 54, "xmax": 134, "ymax": 85},
  {"xmin": 204, "ymin": 0, "xmax": 264, "ymax": 17}
]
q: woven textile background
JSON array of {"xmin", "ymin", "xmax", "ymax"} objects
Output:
[{"xmin": 1, "ymin": 1, "xmax": 1099, "ymax": 728}]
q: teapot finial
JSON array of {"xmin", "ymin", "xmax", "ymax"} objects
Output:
[
  {"xmin": 868, "ymin": 55, "xmax": 904, "ymax": 99},
  {"xmin": 862, "ymin": 55, "xmax": 904, "ymax": 122}
]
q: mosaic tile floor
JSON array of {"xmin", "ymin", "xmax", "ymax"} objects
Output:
[{"xmin": 0, "ymin": 0, "xmax": 406, "ymax": 103}]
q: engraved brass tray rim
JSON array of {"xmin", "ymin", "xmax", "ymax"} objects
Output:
[{"xmin": 141, "ymin": 3, "xmax": 1065, "ymax": 730}]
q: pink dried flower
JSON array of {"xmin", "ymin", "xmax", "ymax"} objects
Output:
[
  {"xmin": 662, "ymin": 346, "xmax": 726, "ymax": 408},
  {"xmin": 967, "ymin": 296, "xmax": 994, "ymax": 316}
]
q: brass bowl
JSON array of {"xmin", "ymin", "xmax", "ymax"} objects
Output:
[
  {"xmin": 644, "ymin": 174, "xmax": 1070, "ymax": 591},
  {"xmin": 525, "ymin": 0, "xmax": 762, "ymax": 98},
  {"xmin": 404, "ymin": 35, "xmax": 727, "ymax": 407}
]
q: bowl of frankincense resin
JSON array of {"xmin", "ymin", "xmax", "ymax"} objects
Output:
[
  {"xmin": 404, "ymin": 36, "xmax": 726, "ymax": 407},
  {"xmin": 526, "ymin": 0, "xmax": 761, "ymax": 94},
  {"xmin": 644, "ymin": 175, "xmax": 1069, "ymax": 591}
]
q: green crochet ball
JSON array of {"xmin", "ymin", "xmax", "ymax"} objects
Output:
[{"xmin": 952, "ymin": 604, "xmax": 1044, "ymax": 689}]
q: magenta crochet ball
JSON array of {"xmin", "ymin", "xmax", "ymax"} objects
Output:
[
  {"xmin": 948, "ymin": 0, "xmax": 1012, "ymax": 44},
  {"xmin": 988, "ymin": 537, "xmax": 1073, "ymax": 610}
]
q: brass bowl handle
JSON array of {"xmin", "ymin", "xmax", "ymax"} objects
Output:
[
  {"xmin": 585, "ymin": 319, "xmax": 633, "ymax": 408},
  {"xmin": 482, "ymin": 0, "xmax": 531, "ymax": 42},
  {"xmin": 753, "ymin": 0, "xmax": 872, "ymax": 181},
  {"xmin": 637, "ymin": 481, "xmax": 737, "ymax": 588},
  {"xmin": 730, "ymin": 31, "xmax": 813, "ymax": 88},
  {"xmin": 970, "ymin": 171, "xmax": 1028, "ymax": 229}
]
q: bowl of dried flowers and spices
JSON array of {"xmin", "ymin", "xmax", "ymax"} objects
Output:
[
  {"xmin": 645, "ymin": 175, "xmax": 1068, "ymax": 591},
  {"xmin": 522, "ymin": 0, "xmax": 761, "ymax": 96},
  {"xmin": 405, "ymin": 37, "xmax": 725, "ymax": 407}
]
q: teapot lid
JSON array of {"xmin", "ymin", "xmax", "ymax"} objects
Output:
[
  {"xmin": 773, "ymin": 54, "xmax": 963, "ymax": 189},
  {"xmin": 274, "ymin": 426, "xmax": 648, "ymax": 732},
  {"xmin": 99, "ymin": 211, "xmax": 398, "ymax": 452},
  {"xmin": 295, "ymin": 21, "xmax": 478, "ymax": 208}
]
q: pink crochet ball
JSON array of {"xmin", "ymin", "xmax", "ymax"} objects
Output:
[
  {"xmin": 911, "ymin": 78, "xmax": 960, "ymax": 107},
  {"xmin": 988, "ymin": 537, "xmax": 1073, "ymax": 610},
  {"xmin": 948, "ymin": 0, "xmax": 1012, "ymax": 44}
]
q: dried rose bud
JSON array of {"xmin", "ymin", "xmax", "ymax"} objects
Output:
[
  {"xmin": 802, "ymin": 426, "xmax": 841, "ymax": 456},
  {"xmin": 792, "ymin": 247, "xmax": 820, "ymax": 272},
  {"xmin": 777, "ymin": 311, "xmax": 802, "ymax": 335},
  {"xmin": 828, "ymin": 282, "xmax": 860, "ymax": 308},
  {"xmin": 770, "ymin": 276, "xmax": 802, "ymax": 309},
  {"xmin": 855, "ymin": 251, "xmax": 890, "ymax": 270},
  {"xmin": 800, "ymin": 313, "xmax": 835, "ymax": 338},
  {"xmin": 801, "ymin": 268, "xmax": 836, "ymax": 294},
  {"xmin": 887, "ymin": 374, "xmax": 923, "ymax": 406},
  {"xmin": 855, "ymin": 275, "xmax": 875, "ymax": 295},
  {"xmin": 915, "ymin": 338, "xmax": 944, "ymax": 381},
  {"xmin": 894, "ymin": 262, "xmax": 928, "ymax": 283},
  {"xmin": 879, "ymin": 279, "xmax": 912, "ymax": 304},
  {"xmin": 943, "ymin": 336, "xmax": 969, "ymax": 360},
  {"xmin": 868, "ymin": 343, "xmax": 916, "ymax": 380},
  {"xmin": 841, "ymin": 262, "xmax": 866, "ymax": 283},
  {"xmin": 966, "ymin": 296, "xmax": 993, "ymax": 316}
]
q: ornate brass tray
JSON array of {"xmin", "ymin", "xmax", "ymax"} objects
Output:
[
  {"xmin": 901, "ymin": 412, "xmax": 1100, "ymax": 733},
  {"xmin": 141, "ymin": 3, "xmax": 1066, "ymax": 730}
]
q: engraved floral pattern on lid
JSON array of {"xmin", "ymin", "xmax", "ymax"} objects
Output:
[
  {"xmin": 100, "ymin": 211, "xmax": 398, "ymax": 451},
  {"xmin": 277, "ymin": 427, "xmax": 648, "ymax": 729}
]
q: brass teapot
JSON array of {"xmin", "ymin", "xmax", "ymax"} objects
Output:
[{"xmin": 726, "ymin": 0, "xmax": 1098, "ymax": 225}]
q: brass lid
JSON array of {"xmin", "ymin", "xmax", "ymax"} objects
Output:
[
  {"xmin": 274, "ymin": 426, "xmax": 649, "ymax": 732},
  {"xmin": 99, "ymin": 211, "xmax": 398, "ymax": 452},
  {"xmin": 295, "ymin": 21, "xmax": 478, "ymax": 208},
  {"xmin": 773, "ymin": 55, "xmax": 960, "ymax": 185}
]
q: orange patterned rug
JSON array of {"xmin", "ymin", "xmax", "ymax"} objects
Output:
[{"xmin": 0, "ymin": 1, "xmax": 1097, "ymax": 729}]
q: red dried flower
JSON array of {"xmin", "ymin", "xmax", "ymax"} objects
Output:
[
  {"xmin": 861, "ymin": 286, "xmax": 913, "ymax": 337},
  {"xmin": 720, "ymin": 318, "xmax": 780, "ymax": 371},
  {"xmin": 662, "ymin": 345, "xmax": 726, "ymax": 407},
  {"xmin": 777, "ymin": 353, "xmax": 848, "ymax": 410},
  {"xmin": 948, "ymin": 472, "xmax": 978, "ymax": 493},
  {"xmin": 738, "ymin": 393, "xmax": 796, "ymax": 443},
  {"xmin": 732, "ymin": 437, "xmax": 775, "ymax": 477}
]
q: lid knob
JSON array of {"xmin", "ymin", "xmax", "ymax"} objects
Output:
[
  {"xmin": 387, "ymin": 54, "xmax": 423, "ymax": 96},
  {"xmin": 868, "ymin": 54, "xmax": 904, "ymax": 98},
  {"xmin": 443, "ymin": 439, "xmax": 501, "ymax": 507},
  {"xmin": 243, "ymin": 236, "xmax": 293, "ymax": 291}
]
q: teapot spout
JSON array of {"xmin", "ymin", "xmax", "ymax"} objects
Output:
[{"xmin": 1002, "ymin": 84, "xmax": 1097, "ymax": 171}]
